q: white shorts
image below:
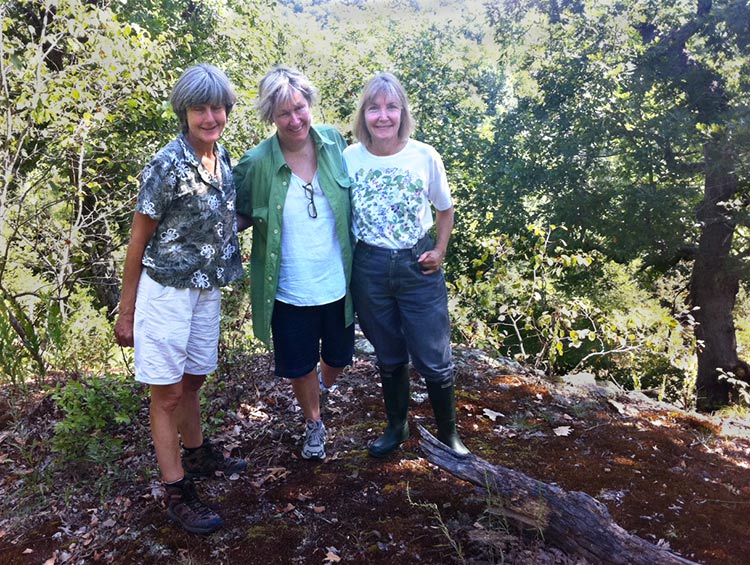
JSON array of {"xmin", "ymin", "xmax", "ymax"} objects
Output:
[{"xmin": 134, "ymin": 272, "xmax": 221, "ymax": 385}]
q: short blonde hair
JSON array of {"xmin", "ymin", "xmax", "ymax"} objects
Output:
[
  {"xmin": 352, "ymin": 72, "xmax": 415, "ymax": 146},
  {"xmin": 255, "ymin": 65, "xmax": 318, "ymax": 124}
]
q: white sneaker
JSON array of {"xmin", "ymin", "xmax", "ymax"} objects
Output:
[{"xmin": 301, "ymin": 419, "xmax": 327, "ymax": 460}]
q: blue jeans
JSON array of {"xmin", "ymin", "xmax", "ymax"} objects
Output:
[{"xmin": 351, "ymin": 236, "xmax": 453, "ymax": 385}]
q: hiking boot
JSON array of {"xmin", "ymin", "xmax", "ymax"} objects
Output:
[
  {"xmin": 301, "ymin": 419, "xmax": 327, "ymax": 460},
  {"xmin": 183, "ymin": 439, "xmax": 247, "ymax": 478},
  {"xmin": 164, "ymin": 478, "xmax": 224, "ymax": 535}
]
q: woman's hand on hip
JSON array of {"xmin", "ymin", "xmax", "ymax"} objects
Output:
[{"xmin": 417, "ymin": 249, "xmax": 443, "ymax": 275}]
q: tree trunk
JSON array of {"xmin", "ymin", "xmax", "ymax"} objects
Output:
[
  {"xmin": 417, "ymin": 425, "xmax": 697, "ymax": 565},
  {"xmin": 690, "ymin": 138, "xmax": 750, "ymax": 411},
  {"xmin": 68, "ymin": 150, "xmax": 122, "ymax": 318}
]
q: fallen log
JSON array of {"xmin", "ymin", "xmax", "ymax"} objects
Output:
[{"xmin": 417, "ymin": 424, "xmax": 697, "ymax": 565}]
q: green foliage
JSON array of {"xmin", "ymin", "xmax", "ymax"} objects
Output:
[
  {"xmin": 449, "ymin": 223, "xmax": 696, "ymax": 403},
  {"xmin": 218, "ymin": 259, "xmax": 266, "ymax": 370},
  {"xmin": 1, "ymin": 0, "xmax": 282, "ymax": 386},
  {"xmin": 0, "ymin": 267, "xmax": 117, "ymax": 388},
  {"xmin": 2, "ymin": 0, "xmax": 747, "ymax": 412},
  {"xmin": 0, "ymin": 295, "xmax": 44, "ymax": 388},
  {"xmin": 51, "ymin": 374, "xmax": 145, "ymax": 467},
  {"xmin": 49, "ymin": 288, "xmax": 118, "ymax": 374}
]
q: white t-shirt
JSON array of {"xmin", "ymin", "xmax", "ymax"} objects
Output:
[
  {"xmin": 276, "ymin": 172, "xmax": 346, "ymax": 306},
  {"xmin": 343, "ymin": 139, "xmax": 452, "ymax": 249}
]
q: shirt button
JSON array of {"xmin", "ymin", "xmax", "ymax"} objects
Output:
[
  {"xmin": 276, "ymin": 204, "xmax": 281, "ymax": 210},
  {"xmin": 273, "ymin": 229, "xmax": 279, "ymax": 234}
]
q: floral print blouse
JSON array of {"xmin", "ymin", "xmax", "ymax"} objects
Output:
[{"xmin": 136, "ymin": 135, "xmax": 243, "ymax": 289}]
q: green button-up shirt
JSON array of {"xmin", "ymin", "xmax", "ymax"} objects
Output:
[{"xmin": 233, "ymin": 125, "xmax": 354, "ymax": 347}]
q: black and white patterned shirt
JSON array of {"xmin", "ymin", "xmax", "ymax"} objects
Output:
[{"xmin": 136, "ymin": 135, "xmax": 243, "ymax": 289}]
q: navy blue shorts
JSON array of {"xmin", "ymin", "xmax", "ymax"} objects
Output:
[{"xmin": 271, "ymin": 297, "xmax": 354, "ymax": 379}]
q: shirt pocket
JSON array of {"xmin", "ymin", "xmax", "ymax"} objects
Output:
[{"xmin": 335, "ymin": 175, "xmax": 351, "ymax": 191}]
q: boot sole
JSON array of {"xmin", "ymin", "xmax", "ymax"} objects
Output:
[
  {"xmin": 368, "ymin": 438, "xmax": 408, "ymax": 458},
  {"xmin": 184, "ymin": 464, "xmax": 248, "ymax": 480},
  {"xmin": 167, "ymin": 508, "xmax": 224, "ymax": 535},
  {"xmin": 368, "ymin": 445, "xmax": 402, "ymax": 458}
]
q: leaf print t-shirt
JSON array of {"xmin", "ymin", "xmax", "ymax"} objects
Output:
[
  {"xmin": 135, "ymin": 135, "xmax": 243, "ymax": 289},
  {"xmin": 343, "ymin": 139, "xmax": 452, "ymax": 250}
]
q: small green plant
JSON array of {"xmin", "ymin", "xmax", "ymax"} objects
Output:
[
  {"xmin": 717, "ymin": 368, "xmax": 750, "ymax": 406},
  {"xmin": 51, "ymin": 373, "xmax": 145, "ymax": 468},
  {"xmin": 406, "ymin": 483, "xmax": 465, "ymax": 563}
]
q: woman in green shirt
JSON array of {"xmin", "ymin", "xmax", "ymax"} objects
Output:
[{"xmin": 234, "ymin": 65, "xmax": 354, "ymax": 461}]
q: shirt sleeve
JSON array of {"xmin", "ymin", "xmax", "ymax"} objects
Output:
[
  {"xmin": 427, "ymin": 146, "xmax": 453, "ymax": 211},
  {"xmin": 135, "ymin": 153, "xmax": 177, "ymax": 221},
  {"xmin": 233, "ymin": 153, "xmax": 253, "ymax": 218}
]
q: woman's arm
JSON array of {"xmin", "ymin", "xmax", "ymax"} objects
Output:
[
  {"xmin": 237, "ymin": 213, "xmax": 251, "ymax": 232},
  {"xmin": 417, "ymin": 206, "xmax": 454, "ymax": 275},
  {"xmin": 114, "ymin": 212, "xmax": 159, "ymax": 347}
]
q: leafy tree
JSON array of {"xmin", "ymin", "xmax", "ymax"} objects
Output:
[
  {"xmin": 2, "ymin": 0, "xmax": 174, "ymax": 377},
  {"xmin": 485, "ymin": 0, "xmax": 750, "ymax": 410},
  {"xmin": 1, "ymin": 0, "xmax": 280, "ymax": 381}
]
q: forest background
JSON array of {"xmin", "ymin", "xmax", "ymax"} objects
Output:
[{"xmin": 1, "ymin": 0, "xmax": 750, "ymax": 478}]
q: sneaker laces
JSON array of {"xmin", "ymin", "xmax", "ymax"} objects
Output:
[{"xmin": 306, "ymin": 419, "xmax": 327, "ymax": 444}]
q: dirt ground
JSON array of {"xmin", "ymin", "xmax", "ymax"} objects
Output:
[{"xmin": 1, "ymin": 341, "xmax": 750, "ymax": 564}]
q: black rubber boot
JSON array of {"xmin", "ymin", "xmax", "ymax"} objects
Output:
[
  {"xmin": 426, "ymin": 380, "xmax": 470, "ymax": 456},
  {"xmin": 369, "ymin": 365, "xmax": 410, "ymax": 458}
]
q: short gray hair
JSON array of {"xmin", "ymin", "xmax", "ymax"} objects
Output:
[
  {"xmin": 255, "ymin": 65, "xmax": 318, "ymax": 124},
  {"xmin": 353, "ymin": 72, "xmax": 415, "ymax": 146},
  {"xmin": 170, "ymin": 64, "xmax": 237, "ymax": 134}
]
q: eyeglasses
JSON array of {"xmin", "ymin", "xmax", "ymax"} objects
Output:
[{"xmin": 302, "ymin": 182, "xmax": 317, "ymax": 219}]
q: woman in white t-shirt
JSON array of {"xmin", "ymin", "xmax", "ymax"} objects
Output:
[{"xmin": 343, "ymin": 72, "xmax": 469, "ymax": 458}]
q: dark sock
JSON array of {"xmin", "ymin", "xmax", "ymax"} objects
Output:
[
  {"xmin": 163, "ymin": 476, "xmax": 186, "ymax": 487},
  {"xmin": 183, "ymin": 440, "xmax": 206, "ymax": 453}
]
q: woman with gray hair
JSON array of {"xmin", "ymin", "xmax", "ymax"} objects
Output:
[
  {"xmin": 234, "ymin": 65, "xmax": 354, "ymax": 462},
  {"xmin": 115, "ymin": 63, "xmax": 245, "ymax": 534},
  {"xmin": 344, "ymin": 72, "xmax": 469, "ymax": 458}
]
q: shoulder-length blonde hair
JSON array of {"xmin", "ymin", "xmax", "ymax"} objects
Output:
[
  {"xmin": 255, "ymin": 65, "xmax": 318, "ymax": 124},
  {"xmin": 352, "ymin": 72, "xmax": 415, "ymax": 146}
]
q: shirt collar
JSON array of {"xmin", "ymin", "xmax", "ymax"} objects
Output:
[
  {"xmin": 178, "ymin": 134, "xmax": 222, "ymax": 190},
  {"xmin": 269, "ymin": 125, "xmax": 334, "ymax": 173}
]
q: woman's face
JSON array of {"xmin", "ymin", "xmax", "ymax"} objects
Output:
[
  {"xmin": 185, "ymin": 104, "xmax": 227, "ymax": 150},
  {"xmin": 364, "ymin": 93, "xmax": 402, "ymax": 146},
  {"xmin": 272, "ymin": 90, "xmax": 312, "ymax": 148}
]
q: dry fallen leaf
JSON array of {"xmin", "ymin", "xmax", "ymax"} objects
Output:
[
  {"xmin": 482, "ymin": 408, "xmax": 504, "ymax": 422},
  {"xmin": 553, "ymin": 426, "xmax": 572, "ymax": 437},
  {"xmin": 607, "ymin": 399, "xmax": 627, "ymax": 414}
]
